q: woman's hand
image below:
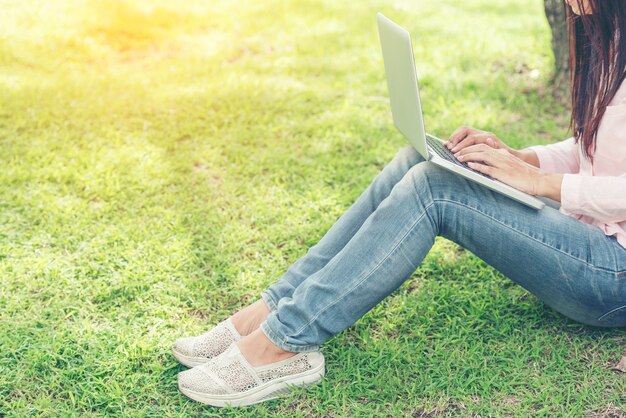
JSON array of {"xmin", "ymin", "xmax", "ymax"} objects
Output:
[
  {"xmin": 452, "ymin": 143, "xmax": 542, "ymax": 195},
  {"xmin": 445, "ymin": 125, "xmax": 540, "ymax": 167},
  {"xmin": 453, "ymin": 142, "xmax": 563, "ymax": 201},
  {"xmin": 445, "ymin": 125, "xmax": 517, "ymax": 155},
  {"xmin": 443, "ymin": 125, "xmax": 562, "ymax": 199}
]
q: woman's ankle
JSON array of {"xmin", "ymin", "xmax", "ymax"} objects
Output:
[
  {"xmin": 230, "ymin": 299, "xmax": 270, "ymax": 336},
  {"xmin": 236, "ymin": 328, "xmax": 295, "ymax": 367}
]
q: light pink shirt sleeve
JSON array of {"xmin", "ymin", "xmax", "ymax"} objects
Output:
[
  {"xmin": 526, "ymin": 137, "xmax": 580, "ymax": 174},
  {"xmin": 560, "ymin": 174, "xmax": 626, "ymax": 223}
]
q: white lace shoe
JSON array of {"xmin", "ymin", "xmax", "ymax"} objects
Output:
[
  {"xmin": 178, "ymin": 344, "xmax": 325, "ymax": 407},
  {"xmin": 172, "ymin": 318, "xmax": 242, "ymax": 367}
]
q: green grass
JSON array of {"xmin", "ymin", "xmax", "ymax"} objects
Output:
[{"xmin": 0, "ymin": 0, "xmax": 624, "ymax": 416}]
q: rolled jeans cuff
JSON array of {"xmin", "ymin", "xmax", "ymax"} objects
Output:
[
  {"xmin": 260, "ymin": 316, "xmax": 320, "ymax": 353},
  {"xmin": 260, "ymin": 291, "xmax": 278, "ymax": 312}
]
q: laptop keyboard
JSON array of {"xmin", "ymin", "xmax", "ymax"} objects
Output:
[{"xmin": 426, "ymin": 134, "xmax": 493, "ymax": 180}]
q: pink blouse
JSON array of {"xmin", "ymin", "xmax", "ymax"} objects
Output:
[{"xmin": 527, "ymin": 80, "xmax": 626, "ymax": 250}]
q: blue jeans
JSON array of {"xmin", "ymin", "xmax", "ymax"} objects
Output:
[{"xmin": 259, "ymin": 146, "xmax": 626, "ymax": 352}]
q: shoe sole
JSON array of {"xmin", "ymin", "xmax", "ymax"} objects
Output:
[
  {"xmin": 178, "ymin": 357, "xmax": 325, "ymax": 407},
  {"xmin": 172, "ymin": 348, "xmax": 211, "ymax": 368}
]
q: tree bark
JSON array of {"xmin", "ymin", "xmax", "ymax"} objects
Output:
[{"xmin": 544, "ymin": 0, "xmax": 570, "ymax": 102}]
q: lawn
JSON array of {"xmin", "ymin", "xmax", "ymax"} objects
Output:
[{"xmin": 0, "ymin": 0, "xmax": 624, "ymax": 416}]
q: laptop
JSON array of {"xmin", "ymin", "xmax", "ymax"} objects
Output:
[{"xmin": 376, "ymin": 13, "xmax": 545, "ymax": 210}]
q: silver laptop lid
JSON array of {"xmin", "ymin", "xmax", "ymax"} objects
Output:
[{"xmin": 376, "ymin": 13, "xmax": 429, "ymax": 159}]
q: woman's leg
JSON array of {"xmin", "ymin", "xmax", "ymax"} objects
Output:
[
  {"xmin": 178, "ymin": 147, "xmax": 424, "ymax": 359},
  {"xmin": 255, "ymin": 161, "xmax": 626, "ymax": 354},
  {"xmin": 260, "ymin": 146, "xmax": 425, "ymax": 311}
]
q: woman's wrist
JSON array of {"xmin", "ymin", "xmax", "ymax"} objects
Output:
[
  {"xmin": 512, "ymin": 148, "xmax": 540, "ymax": 167},
  {"xmin": 535, "ymin": 172, "xmax": 563, "ymax": 202}
]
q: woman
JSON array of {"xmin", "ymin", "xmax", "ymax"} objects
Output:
[{"xmin": 174, "ymin": 0, "xmax": 626, "ymax": 407}]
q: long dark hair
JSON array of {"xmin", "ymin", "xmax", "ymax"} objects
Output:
[{"xmin": 568, "ymin": 0, "xmax": 626, "ymax": 161}]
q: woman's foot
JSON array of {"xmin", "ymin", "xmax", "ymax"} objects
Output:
[
  {"xmin": 172, "ymin": 299, "xmax": 271, "ymax": 367},
  {"xmin": 236, "ymin": 328, "xmax": 297, "ymax": 366},
  {"xmin": 172, "ymin": 317, "xmax": 242, "ymax": 367},
  {"xmin": 177, "ymin": 340, "xmax": 324, "ymax": 407}
]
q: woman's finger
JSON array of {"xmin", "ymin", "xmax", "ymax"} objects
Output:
[
  {"xmin": 450, "ymin": 133, "xmax": 494, "ymax": 153},
  {"xmin": 454, "ymin": 142, "xmax": 492, "ymax": 158},
  {"xmin": 467, "ymin": 161, "xmax": 495, "ymax": 177},
  {"xmin": 457, "ymin": 147, "xmax": 505, "ymax": 167},
  {"xmin": 446, "ymin": 125, "xmax": 473, "ymax": 148},
  {"xmin": 455, "ymin": 151, "xmax": 492, "ymax": 165}
]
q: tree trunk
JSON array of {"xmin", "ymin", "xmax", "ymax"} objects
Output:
[{"xmin": 544, "ymin": 0, "xmax": 570, "ymax": 103}]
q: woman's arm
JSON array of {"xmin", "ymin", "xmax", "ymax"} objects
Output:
[
  {"xmin": 524, "ymin": 137, "xmax": 580, "ymax": 174},
  {"xmin": 454, "ymin": 144, "xmax": 561, "ymax": 200},
  {"xmin": 445, "ymin": 126, "xmax": 578, "ymax": 173},
  {"xmin": 458, "ymin": 144, "xmax": 626, "ymax": 220},
  {"xmin": 447, "ymin": 126, "xmax": 626, "ymax": 220}
]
